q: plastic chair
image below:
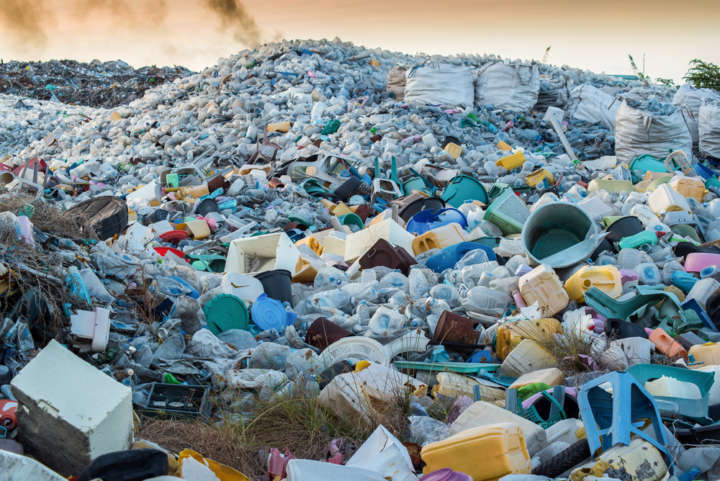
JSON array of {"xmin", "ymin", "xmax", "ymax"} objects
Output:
[
  {"xmin": 506, "ymin": 385, "xmax": 567, "ymax": 428},
  {"xmin": 578, "ymin": 371, "xmax": 673, "ymax": 472},
  {"xmin": 628, "ymin": 363, "xmax": 714, "ymax": 424}
]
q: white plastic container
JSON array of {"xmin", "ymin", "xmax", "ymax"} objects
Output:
[
  {"xmin": 287, "ymin": 459, "xmax": 386, "ymax": 481},
  {"xmin": 648, "ymin": 183, "xmax": 691, "ymax": 215},
  {"xmin": 518, "ymin": 265, "xmax": 569, "ymax": 317},
  {"xmin": 220, "ymin": 273, "xmax": 265, "ymax": 304},
  {"xmin": 345, "ymin": 218, "xmax": 414, "ymax": 262},
  {"xmin": 346, "ymin": 425, "xmax": 417, "ymax": 481},
  {"xmin": 500, "ymin": 339, "xmax": 557, "ymax": 378},
  {"xmin": 462, "ymin": 286, "xmax": 511, "ymax": 317},
  {"xmin": 225, "ymin": 231, "xmax": 301, "ymax": 276},
  {"xmin": 687, "ymin": 277, "xmax": 720, "ymax": 309}
]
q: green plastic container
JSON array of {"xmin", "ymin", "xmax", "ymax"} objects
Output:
[
  {"xmin": 338, "ymin": 213, "xmax": 364, "ymax": 230},
  {"xmin": 483, "ymin": 189, "xmax": 530, "ymax": 235},
  {"xmin": 441, "ymin": 175, "xmax": 489, "ymax": 207},
  {"xmin": 618, "ymin": 230, "xmax": 658, "ymax": 249},
  {"xmin": 393, "ymin": 361, "xmax": 499, "ymax": 375},
  {"xmin": 202, "ymin": 294, "xmax": 249, "ymax": 334}
]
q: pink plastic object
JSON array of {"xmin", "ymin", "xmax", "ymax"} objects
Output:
[
  {"xmin": 512, "ymin": 289, "xmax": 527, "ymax": 308},
  {"xmin": 685, "ymin": 253, "xmax": 720, "ymax": 273},
  {"xmin": 620, "ymin": 269, "xmax": 639, "ymax": 284},
  {"xmin": 420, "ymin": 468, "xmax": 473, "ymax": 481}
]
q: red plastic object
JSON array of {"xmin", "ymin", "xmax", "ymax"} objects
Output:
[
  {"xmin": 0, "ymin": 399, "xmax": 18, "ymax": 430},
  {"xmin": 153, "ymin": 246, "xmax": 188, "ymax": 262},
  {"xmin": 13, "ymin": 157, "xmax": 46, "ymax": 175},
  {"xmin": 159, "ymin": 230, "xmax": 189, "ymax": 243}
]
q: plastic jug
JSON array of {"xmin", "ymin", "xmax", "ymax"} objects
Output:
[
  {"xmin": 495, "ymin": 318, "xmax": 561, "ymax": 361},
  {"xmin": 508, "ymin": 367, "xmax": 564, "ymax": 389},
  {"xmin": 564, "ymin": 265, "xmax": 622, "ymax": 302},
  {"xmin": 648, "ymin": 183, "xmax": 690, "ymax": 215},
  {"xmin": 648, "ymin": 328, "xmax": 688, "ymax": 360},
  {"xmin": 412, "ymin": 223, "xmax": 466, "ymax": 255},
  {"xmin": 518, "ymin": 265, "xmax": 569, "ymax": 316},
  {"xmin": 670, "ymin": 175, "xmax": 705, "ymax": 202},
  {"xmin": 689, "ymin": 343, "xmax": 720, "ymax": 368},
  {"xmin": 499, "ymin": 339, "xmax": 557, "ymax": 378},
  {"xmin": 422, "ymin": 423, "xmax": 531, "ymax": 481}
]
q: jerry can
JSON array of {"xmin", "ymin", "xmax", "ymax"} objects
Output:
[
  {"xmin": 496, "ymin": 318, "xmax": 561, "ymax": 361},
  {"xmin": 518, "ymin": 265, "xmax": 569, "ymax": 316},
  {"xmin": 564, "ymin": 265, "xmax": 622, "ymax": 303},
  {"xmin": 412, "ymin": 223, "xmax": 466, "ymax": 255},
  {"xmin": 669, "ymin": 175, "xmax": 705, "ymax": 202},
  {"xmin": 421, "ymin": 423, "xmax": 531, "ymax": 481},
  {"xmin": 689, "ymin": 342, "xmax": 720, "ymax": 368}
]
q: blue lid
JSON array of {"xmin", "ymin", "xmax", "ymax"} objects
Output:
[{"xmin": 251, "ymin": 294, "xmax": 297, "ymax": 331}]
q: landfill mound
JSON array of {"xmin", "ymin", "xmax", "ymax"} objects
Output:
[
  {"xmin": 0, "ymin": 59, "xmax": 192, "ymax": 108},
  {"xmin": 2, "ymin": 38, "xmax": 720, "ymax": 481}
]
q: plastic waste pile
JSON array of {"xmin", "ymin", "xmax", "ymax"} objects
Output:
[
  {"xmin": 2, "ymin": 38, "xmax": 720, "ymax": 480},
  {"xmin": 0, "ymin": 59, "xmax": 191, "ymax": 108}
]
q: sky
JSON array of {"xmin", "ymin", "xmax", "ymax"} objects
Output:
[{"xmin": 1, "ymin": 0, "xmax": 719, "ymax": 82}]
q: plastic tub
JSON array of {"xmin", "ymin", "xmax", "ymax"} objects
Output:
[
  {"xmin": 522, "ymin": 202, "xmax": 600, "ymax": 268},
  {"xmin": 685, "ymin": 253, "xmax": 720, "ymax": 273},
  {"xmin": 221, "ymin": 273, "xmax": 264, "ymax": 304},
  {"xmin": 255, "ymin": 269, "xmax": 293, "ymax": 306}
]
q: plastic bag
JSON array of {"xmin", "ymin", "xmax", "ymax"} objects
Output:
[
  {"xmin": 404, "ymin": 63, "xmax": 474, "ymax": 108},
  {"xmin": 475, "ymin": 62, "xmax": 540, "ymax": 112}
]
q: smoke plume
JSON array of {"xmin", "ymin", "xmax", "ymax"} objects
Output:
[
  {"xmin": 204, "ymin": 0, "xmax": 262, "ymax": 47},
  {"xmin": 0, "ymin": 0, "xmax": 262, "ymax": 53}
]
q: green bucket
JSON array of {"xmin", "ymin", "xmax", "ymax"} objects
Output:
[
  {"xmin": 203, "ymin": 294, "xmax": 250, "ymax": 334},
  {"xmin": 441, "ymin": 175, "xmax": 489, "ymax": 207}
]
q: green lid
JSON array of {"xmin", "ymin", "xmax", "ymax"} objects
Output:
[{"xmin": 202, "ymin": 294, "xmax": 249, "ymax": 334}]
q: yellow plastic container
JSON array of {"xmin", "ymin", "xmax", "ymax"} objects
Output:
[
  {"xmin": 184, "ymin": 219, "xmax": 211, "ymax": 240},
  {"xmin": 670, "ymin": 176, "xmax": 705, "ymax": 202},
  {"xmin": 295, "ymin": 236, "xmax": 324, "ymax": 256},
  {"xmin": 421, "ymin": 423, "xmax": 531, "ymax": 481},
  {"xmin": 496, "ymin": 318, "xmax": 561, "ymax": 361},
  {"xmin": 497, "ymin": 140, "xmax": 512, "ymax": 151},
  {"xmin": 496, "ymin": 151, "xmax": 526, "ymax": 170},
  {"xmin": 444, "ymin": 142, "xmax": 462, "ymax": 160},
  {"xmin": 587, "ymin": 177, "xmax": 634, "ymax": 193},
  {"xmin": 525, "ymin": 168, "xmax": 554, "ymax": 187},
  {"xmin": 266, "ymin": 121, "xmax": 291, "ymax": 133},
  {"xmin": 689, "ymin": 342, "xmax": 720, "ymax": 368},
  {"xmin": 412, "ymin": 223, "xmax": 466, "ymax": 255},
  {"xmin": 518, "ymin": 265, "xmax": 569, "ymax": 317},
  {"xmin": 564, "ymin": 265, "xmax": 622, "ymax": 303}
]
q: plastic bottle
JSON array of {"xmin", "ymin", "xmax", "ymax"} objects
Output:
[
  {"xmin": 635, "ymin": 263, "xmax": 662, "ymax": 285},
  {"xmin": 409, "ymin": 269, "xmax": 431, "ymax": 298}
]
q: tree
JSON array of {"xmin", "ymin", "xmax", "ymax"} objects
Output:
[{"xmin": 685, "ymin": 59, "xmax": 720, "ymax": 91}]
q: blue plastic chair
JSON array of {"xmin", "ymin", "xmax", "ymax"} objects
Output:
[
  {"xmin": 578, "ymin": 371, "xmax": 674, "ymax": 472},
  {"xmin": 628, "ymin": 363, "xmax": 715, "ymax": 424}
]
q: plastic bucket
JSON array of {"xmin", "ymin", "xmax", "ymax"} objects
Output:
[
  {"xmin": 441, "ymin": 175, "xmax": 489, "ymax": 207},
  {"xmin": 251, "ymin": 293, "xmax": 297, "ymax": 331},
  {"xmin": 254, "ymin": 269, "xmax": 293, "ymax": 306},
  {"xmin": 522, "ymin": 202, "xmax": 601, "ymax": 268}
]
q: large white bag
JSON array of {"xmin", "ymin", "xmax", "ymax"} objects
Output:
[
  {"xmin": 614, "ymin": 101, "xmax": 692, "ymax": 164},
  {"xmin": 699, "ymin": 103, "xmax": 720, "ymax": 158},
  {"xmin": 404, "ymin": 63, "xmax": 474, "ymax": 108},
  {"xmin": 569, "ymin": 84, "xmax": 619, "ymax": 131},
  {"xmin": 386, "ymin": 65, "xmax": 408, "ymax": 100},
  {"xmin": 673, "ymin": 84, "xmax": 720, "ymax": 143},
  {"xmin": 475, "ymin": 62, "xmax": 540, "ymax": 112}
]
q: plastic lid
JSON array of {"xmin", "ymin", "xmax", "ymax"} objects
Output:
[
  {"xmin": 251, "ymin": 294, "xmax": 295, "ymax": 331},
  {"xmin": 203, "ymin": 294, "xmax": 249, "ymax": 334}
]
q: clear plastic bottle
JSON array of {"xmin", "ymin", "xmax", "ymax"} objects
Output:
[
  {"xmin": 409, "ymin": 268, "xmax": 430, "ymax": 298},
  {"xmin": 635, "ymin": 263, "xmax": 662, "ymax": 285}
]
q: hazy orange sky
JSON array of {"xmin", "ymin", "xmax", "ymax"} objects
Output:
[{"xmin": 1, "ymin": 0, "xmax": 719, "ymax": 82}]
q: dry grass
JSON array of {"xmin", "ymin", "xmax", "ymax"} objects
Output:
[
  {"xmin": 0, "ymin": 194, "xmax": 94, "ymax": 240},
  {"xmin": 138, "ymin": 382, "xmax": 412, "ymax": 479}
]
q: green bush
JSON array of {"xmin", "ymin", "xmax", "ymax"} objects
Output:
[{"xmin": 685, "ymin": 59, "xmax": 720, "ymax": 91}]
